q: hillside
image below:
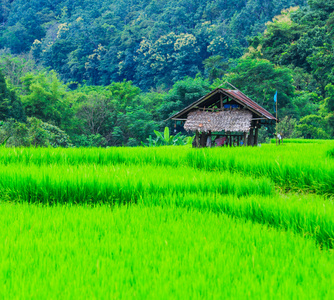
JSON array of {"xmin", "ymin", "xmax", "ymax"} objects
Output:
[
  {"xmin": 1, "ymin": 0, "xmax": 334, "ymax": 147},
  {"xmin": 0, "ymin": 0, "xmax": 306, "ymax": 88}
]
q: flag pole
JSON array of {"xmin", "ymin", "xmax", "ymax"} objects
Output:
[{"xmin": 276, "ymin": 95, "xmax": 278, "ymax": 146}]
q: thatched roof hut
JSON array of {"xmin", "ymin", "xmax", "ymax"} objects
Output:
[{"xmin": 169, "ymin": 88, "xmax": 277, "ymax": 147}]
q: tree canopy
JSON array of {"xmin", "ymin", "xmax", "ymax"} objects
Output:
[
  {"xmin": 0, "ymin": 0, "xmax": 306, "ymax": 89},
  {"xmin": 1, "ymin": 0, "xmax": 334, "ymax": 145}
]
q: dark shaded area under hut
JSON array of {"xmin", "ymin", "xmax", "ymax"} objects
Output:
[{"xmin": 170, "ymin": 88, "xmax": 277, "ymax": 148}]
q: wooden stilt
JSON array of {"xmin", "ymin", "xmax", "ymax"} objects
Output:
[
  {"xmin": 200, "ymin": 132, "xmax": 207, "ymax": 147},
  {"xmin": 195, "ymin": 131, "xmax": 199, "ymax": 148},
  {"xmin": 249, "ymin": 128, "xmax": 254, "ymax": 146},
  {"xmin": 254, "ymin": 127, "xmax": 259, "ymax": 146}
]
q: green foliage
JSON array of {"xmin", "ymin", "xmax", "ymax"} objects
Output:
[
  {"xmin": 108, "ymin": 106, "xmax": 155, "ymax": 146},
  {"xmin": 0, "ymin": 136, "xmax": 10, "ymax": 148},
  {"xmin": 248, "ymin": 7, "xmax": 303, "ymax": 65},
  {"xmin": 325, "ymin": 84, "xmax": 334, "ymax": 112},
  {"xmin": 239, "ymin": 2, "xmax": 334, "ymax": 136},
  {"xmin": 290, "ymin": 91, "xmax": 321, "ymax": 119},
  {"xmin": 307, "ymin": 43, "xmax": 334, "ymax": 89},
  {"xmin": 149, "ymin": 127, "xmax": 190, "ymax": 146},
  {"xmin": 71, "ymin": 134, "xmax": 108, "ymax": 147},
  {"xmin": 249, "ymin": 3, "xmax": 334, "ymax": 95},
  {"xmin": 136, "ymin": 32, "xmax": 203, "ymax": 87},
  {"xmin": 0, "ymin": 0, "xmax": 306, "ymax": 89},
  {"xmin": 20, "ymin": 71, "xmax": 73, "ymax": 128},
  {"xmin": 213, "ymin": 59, "xmax": 295, "ymax": 114},
  {"xmin": 0, "ymin": 118, "xmax": 73, "ymax": 147},
  {"xmin": 66, "ymin": 80, "xmax": 157, "ymax": 147},
  {"xmin": 74, "ymin": 92, "xmax": 114, "ymax": 136},
  {"xmin": 0, "ymin": 1, "xmax": 333, "ymax": 146},
  {"xmin": 158, "ymin": 76, "xmax": 211, "ymax": 120},
  {"xmin": 0, "ymin": 69, "xmax": 25, "ymax": 122},
  {"xmin": 327, "ymin": 113, "xmax": 334, "ymax": 137},
  {"xmin": 295, "ymin": 114, "xmax": 329, "ymax": 139},
  {"xmin": 108, "ymin": 80, "xmax": 141, "ymax": 110},
  {"xmin": 38, "ymin": 119, "xmax": 73, "ymax": 148},
  {"xmin": 0, "ymin": 52, "xmax": 39, "ymax": 88},
  {"xmin": 203, "ymin": 55, "xmax": 229, "ymax": 81},
  {"xmin": 276, "ymin": 116, "xmax": 299, "ymax": 139}
]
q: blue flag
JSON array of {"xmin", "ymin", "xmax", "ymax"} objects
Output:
[{"xmin": 273, "ymin": 91, "xmax": 277, "ymax": 112}]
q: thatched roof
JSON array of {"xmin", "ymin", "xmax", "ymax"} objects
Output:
[
  {"xmin": 170, "ymin": 88, "xmax": 277, "ymax": 121},
  {"xmin": 184, "ymin": 110, "xmax": 252, "ymax": 133}
]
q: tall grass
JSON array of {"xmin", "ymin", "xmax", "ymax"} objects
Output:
[
  {"xmin": 1, "ymin": 143, "xmax": 333, "ymax": 194},
  {"xmin": 1, "ymin": 202, "xmax": 334, "ymax": 299},
  {"xmin": 0, "ymin": 164, "xmax": 274, "ymax": 204},
  {"xmin": 185, "ymin": 145, "xmax": 334, "ymax": 195},
  {"xmin": 270, "ymin": 138, "xmax": 328, "ymax": 144},
  {"xmin": 2, "ymin": 143, "xmax": 334, "ymax": 297},
  {"xmin": 328, "ymin": 147, "xmax": 334, "ymax": 158},
  {"xmin": 147, "ymin": 193, "xmax": 334, "ymax": 248},
  {"xmin": 1, "ymin": 161, "xmax": 334, "ymax": 247}
]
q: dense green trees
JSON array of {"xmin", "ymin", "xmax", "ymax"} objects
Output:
[
  {"xmin": 1, "ymin": 0, "xmax": 334, "ymax": 145},
  {"xmin": 0, "ymin": 117, "xmax": 73, "ymax": 148},
  {"xmin": 0, "ymin": 70, "xmax": 25, "ymax": 122},
  {"xmin": 244, "ymin": 1, "xmax": 334, "ymax": 138},
  {"xmin": 20, "ymin": 71, "xmax": 72, "ymax": 128},
  {"xmin": 213, "ymin": 59, "xmax": 295, "ymax": 112},
  {"xmin": 0, "ymin": 0, "xmax": 306, "ymax": 89},
  {"xmin": 157, "ymin": 76, "xmax": 211, "ymax": 120}
]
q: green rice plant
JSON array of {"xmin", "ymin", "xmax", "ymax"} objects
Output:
[
  {"xmin": 327, "ymin": 147, "xmax": 334, "ymax": 158},
  {"xmin": 183, "ymin": 143, "xmax": 334, "ymax": 195},
  {"xmin": 270, "ymin": 138, "xmax": 328, "ymax": 144},
  {"xmin": 1, "ymin": 160, "xmax": 334, "ymax": 247},
  {"xmin": 0, "ymin": 164, "xmax": 274, "ymax": 204},
  {"xmin": 2, "ymin": 142, "xmax": 334, "ymax": 298},
  {"xmin": 0, "ymin": 202, "xmax": 334, "ymax": 299},
  {"xmin": 0, "ymin": 143, "xmax": 334, "ymax": 194},
  {"xmin": 145, "ymin": 192, "xmax": 334, "ymax": 248}
]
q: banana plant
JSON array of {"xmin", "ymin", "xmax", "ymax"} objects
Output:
[
  {"xmin": 155, "ymin": 127, "xmax": 193, "ymax": 146},
  {"xmin": 154, "ymin": 127, "xmax": 171, "ymax": 145},
  {"xmin": 142, "ymin": 127, "xmax": 193, "ymax": 147},
  {"xmin": 141, "ymin": 134, "xmax": 159, "ymax": 147}
]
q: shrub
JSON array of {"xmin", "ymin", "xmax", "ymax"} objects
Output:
[{"xmin": 0, "ymin": 118, "xmax": 73, "ymax": 147}]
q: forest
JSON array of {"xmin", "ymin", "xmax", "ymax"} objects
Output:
[{"xmin": 0, "ymin": 0, "xmax": 333, "ymax": 147}]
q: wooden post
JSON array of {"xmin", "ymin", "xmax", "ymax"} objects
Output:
[
  {"xmin": 254, "ymin": 127, "xmax": 259, "ymax": 146},
  {"xmin": 220, "ymin": 93, "xmax": 223, "ymax": 109},
  {"xmin": 200, "ymin": 132, "xmax": 207, "ymax": 147},
  {"xmin": 195, "ymin": 131, "xmax": 199, "ymax": 148},
  {"xmin": 249, "ymin": 128, "xmax": 254, "ymax": 146}
]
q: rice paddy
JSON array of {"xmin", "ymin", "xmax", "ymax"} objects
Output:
[{"xmin": 1, "ymin": 140, "xmax": 334, "ymax": 298}]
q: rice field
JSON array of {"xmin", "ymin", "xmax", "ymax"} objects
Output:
[{"xmin": 1, "ymin": 140, "xmax": 334, "ymax": 298}]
